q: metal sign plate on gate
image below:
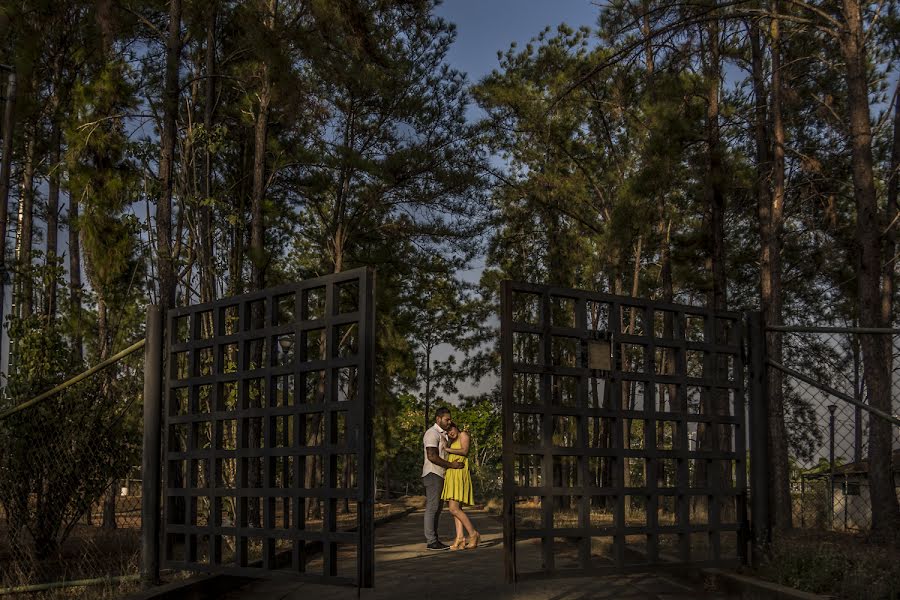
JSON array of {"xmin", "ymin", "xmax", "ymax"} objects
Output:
[
  {"xmin": 162, "ymin": 269, "xmax": 375, "ymax": 586},
  {"xmin": 500, "ymin": 281, "xmax": 748, "ymax": 582}
]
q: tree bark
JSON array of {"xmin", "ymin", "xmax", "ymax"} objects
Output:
[
  {"xmin": 157, "ymin": 0, "xmax": 182, "ymax": 310},
  {"xmin": 705, "ymin": 8, "xmax": 726, "ymax": 313},
  {"xmin": 885, "ymin": 79, "xmax": 900, "ymax": 328},
  {"xmin": 68, "ymin": 194, "xmax": 83, "ymax": 364},
  {"xmin": 0, "ymin": 71, "xmax": 15, "ymax": 279},
  {"xmin": 102, "ymin": 482, "xmax": 117, "ymax": 529},
  {"xmin": 694, "ymin": 2, "xmax": 726, "ymax": 496},
  {"xmin": 246, "ymin": 3, "xmax": 274, "ymax": 525},
  {"xmin": 228, "ymin": 139, "xmax": 247, "ymax": 297},
  {"xmin": 840, "ymin": 0, "xmax": 900, "ymax": 536},
  {"xmin": 754, "ymin": 3, "xmax": 792, "ymax": 532},
  {"xmin": 18, "ymin": 134, "xmax": 35, "ymax": 319},
  {"xmin": 45, "ymin": 123, "xmax": 61, "ymax": 318},
  {"xmin": 249, "ymin": 0, "xmax": 274, "ymax": 292},
  {"xmin": 249, "ymin": 91, "xmax": 269, "ymax": 291},
  {"xmin": 199, "ymin": 4, "xmax": 217, "ymax": 305}
]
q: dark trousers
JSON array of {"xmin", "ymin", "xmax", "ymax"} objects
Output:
[{"xmin": 423, "ymin": 473, "xmax": 444, "ymax": 544}]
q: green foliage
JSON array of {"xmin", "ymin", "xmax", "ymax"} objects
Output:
[
  {"xmin": 375, "ymin": 392, "xmax": 427, "ymax": 494},
  {"xmin": 452, "ymin": 390, "xmax": 503, "ymax": 500},
  {"xmin": 66, "ymin": 59, "xmax": 141, "ymax": 298},
  {"xmin": 0, "ymin": 315, "xmax": 139, "ymax": 561}
]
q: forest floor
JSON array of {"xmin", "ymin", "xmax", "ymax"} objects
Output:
[{"xmin": 221, "ymin": 507, "xmax": 736, "ymax": 599}]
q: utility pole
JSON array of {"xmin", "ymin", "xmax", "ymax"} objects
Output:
[{"xmin": 0, "ymin": 65, "xmax": 16, "ymax": 378}]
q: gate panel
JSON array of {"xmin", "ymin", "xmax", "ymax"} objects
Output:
[
  {"xmin": 501, "ymin": 281, "xmax": 747, "ymax": 582},
  {"xmin": 163, "ymin": 268, "xmax": 375, "ymax": 586}
]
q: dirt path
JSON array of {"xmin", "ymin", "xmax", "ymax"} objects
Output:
[{"xmin": 219, "ymin": 508, "xmax": 735, "ymax": 600}]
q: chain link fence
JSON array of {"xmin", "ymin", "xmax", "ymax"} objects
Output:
[
  {"xmin": 0, "ymin": 342, "xmax": 145, "ymax": 597},
  {"xmin": 769, "ymin": 329, "xmax": 900, "ymax": 533}
]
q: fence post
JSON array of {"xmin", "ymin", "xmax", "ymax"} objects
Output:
[
  {"xmin": 747, "ymin": 311, "xmax": 770, "ymax": 566},
  {"xmin": 828, "ymin": 404, "xmax": 836, "ymax": 530},
  {"xmin": 141, "ymin": 305, "xmax": 164, "ymax": 587}
]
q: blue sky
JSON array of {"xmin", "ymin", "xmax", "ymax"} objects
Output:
[{"xmin": 434, "ymin": 0, "xmax": 600, "ymax": 85}]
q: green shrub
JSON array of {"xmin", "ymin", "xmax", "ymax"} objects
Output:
[
  {"xmin": 0, "ymin": 315, "xmax": 139, "ymax": 562},
  {"xmin": 759, "ymin": 531, "xmax": 900, "ymax": 600}
]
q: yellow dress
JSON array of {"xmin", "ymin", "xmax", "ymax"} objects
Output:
[{"xmin": 441, "ymin": 438, "xmax": 474, "ymax": 506}]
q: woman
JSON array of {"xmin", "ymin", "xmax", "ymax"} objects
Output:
[{"xmin": 441, "ymin": 423, "xmax": 481, "ymax": 549}]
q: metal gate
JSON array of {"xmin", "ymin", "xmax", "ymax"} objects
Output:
[
  {"xmin": 162, "ymin": 268, "xmax": 375, "ymax": 586},
  {"xmin": 500, "ymin": 281, "xmax": 748, "ymax": 581}
]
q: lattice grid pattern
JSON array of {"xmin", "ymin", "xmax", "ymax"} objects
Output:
[
  {"xmin": 501, "ymin": 281, "xmax": 748, "ymax": 581},
  {"xmin": 163, "ymin": 269, "xmax": 374, "ymax": 586}
]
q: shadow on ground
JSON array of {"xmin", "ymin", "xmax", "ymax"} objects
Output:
[{"xmin": 220, "ymin": 509, "xmax": 734, "ymax": 600}]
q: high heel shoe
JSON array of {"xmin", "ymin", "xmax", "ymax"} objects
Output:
[
  {"xmin": 464, "ymin": 532, "xmax": 481, "ymax": 549},
  {"xmin": 449, "ymin": 536, "xmax": 466, "ymax": 550}
]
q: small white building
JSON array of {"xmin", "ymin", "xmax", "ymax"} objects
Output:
[{"xmin": 829, "ymin": 449, "xmax": 900, "ymax": 532}]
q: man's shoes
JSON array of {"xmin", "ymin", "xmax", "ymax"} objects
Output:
[{"xmin": 426, "ymin": 541, "xmax": 450, "ymax": 551}]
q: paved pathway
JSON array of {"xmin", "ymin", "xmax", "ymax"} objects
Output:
[{"xmin": 221, "ymin": 509, "xmax": 734, "ymax": 600}]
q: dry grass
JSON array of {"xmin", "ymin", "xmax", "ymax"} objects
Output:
[
  {"xmin": 0, "ymin": 499, "xmax": 417, "ymax": 598},
  {"xmin": 0, "ymin": 524, "xmax": 140, "ymax": 588},
  {"xmin": 484, "ymin": 497, "xmax": 502, "ymax": 514}
]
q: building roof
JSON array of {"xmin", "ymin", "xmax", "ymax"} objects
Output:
[{"xmin": 831, "ymin": 448, "xmax": 900, "ymax": 476}]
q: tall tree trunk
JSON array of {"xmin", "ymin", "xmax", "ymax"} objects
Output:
[
  {"xmin": 249, "ymin": 0, "xmax": 274, "ymax": 292},
  {"xmin": 840, "ymin": 0, "xmax": 900, "ymax": 536},
  {"xmin": 18, "ymin": 134, "xmax": 35, "ymax": 319},
  {"xmin": 45, "ymin": 123, "xmax": 61, "ymax": 318},
  {"xmin": 247, "ymin": 4, "xmax": 273, "ymax": 525},
  {"xmin": 754, "ymin": 4, "xmax": 792, "ymax": 531},
  {"xmin": 155, "ymin": 0, "xmax": 183, "ymax": 535},
  {"xmin": 0, "ymin": 70, "xmax": 15, "ymax": 288},
  {"xmin": 68, "ymin": 194, "xmax": 83, "ymax": 364},
  {"xmin": 694, "ymin": 4, "xmax": 726, "ymax": 495},
  {"xmin": 705, "ymin": 8, "xmax": 726, "ymax": 313},
  {"xmin": 102, "ymin": 481, "xmax": 117, "ymax": 529},
  {"xmin": 199, "ymin": 4, "xmax": 217, "ymax": 305},
  {"xmin": 885, "ymin": 79, "xmax": 900, "ymax": 327},
  {"xmin": 248, "ymin": 82, "xmax": 269, "ymax": 292},
  {"xmin": 228, "ymin": 139, "xmax": 247, "ymax": 297},
  {"xmin": 157, "ymin": 0, "xmax": 182, "ymax": 310}
]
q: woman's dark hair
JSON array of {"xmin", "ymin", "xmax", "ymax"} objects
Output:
[{"xmin": 448, "ymin": 422, "xmax": 459, "ymax": 432}]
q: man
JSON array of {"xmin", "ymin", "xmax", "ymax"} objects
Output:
[{"xmin": 422, "ymin": 406, "xmax": 464, "ymax": 550}]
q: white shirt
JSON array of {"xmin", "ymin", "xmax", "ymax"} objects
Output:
[{"xmin": 421, "ymin": 423, "xmax": 448, "ymax": 478}]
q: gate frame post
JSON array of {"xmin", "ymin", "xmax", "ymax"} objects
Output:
[
  {"xmin": 500, "ymin": 280, "xmax": 516, "ymax": 585},
  {"xmin": 141, "ymin": 305, "xmax": 164, "ymax": 588},
  {"xmin": 746, "ymin": 311, "xmax": 770, "ymax": 567},
  {"xmin": 358, "ymin": 268, "xmax": 376, "ymax": 588}
]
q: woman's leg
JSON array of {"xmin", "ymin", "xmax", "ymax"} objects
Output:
[
  {"xmin": 447, "ymin": 499, "xmax": 477, "ymax": 537},
  {"xmin": 447, "ymin": 500, "xmax": 464, "ymax": 538}
]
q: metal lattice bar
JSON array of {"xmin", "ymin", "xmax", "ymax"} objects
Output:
[
  {"xmin": 501, "ymin": 280, "xmax": 749, "ymax": 582},
  {"xmin": 162, "ymin": 268, "xmax": 375, "ymax": 587}
]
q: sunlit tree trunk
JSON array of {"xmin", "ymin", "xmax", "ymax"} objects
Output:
[{"xmin": 837, "ymin": 0, "xmax": 900, "ymax": 536}]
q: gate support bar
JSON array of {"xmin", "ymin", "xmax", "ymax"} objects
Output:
[
  {"xmin": 141, "ymin": 305, "xmax": 164, "ymax": 588},
  {"xmin": 0, "ymin": 338, "xmax": 146, "ymax": 420},
  {"xmin": 767, "ymin": 359, "xmax": 900, "ymax": 427},
  {"xmin": 747, "ymin": 312, "xmax": 770, "ymax": 566}
]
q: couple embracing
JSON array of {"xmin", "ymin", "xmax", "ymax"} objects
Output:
[{"xmin": 421, "ymin": 407, "xmax": 481, "ymax": 551}]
